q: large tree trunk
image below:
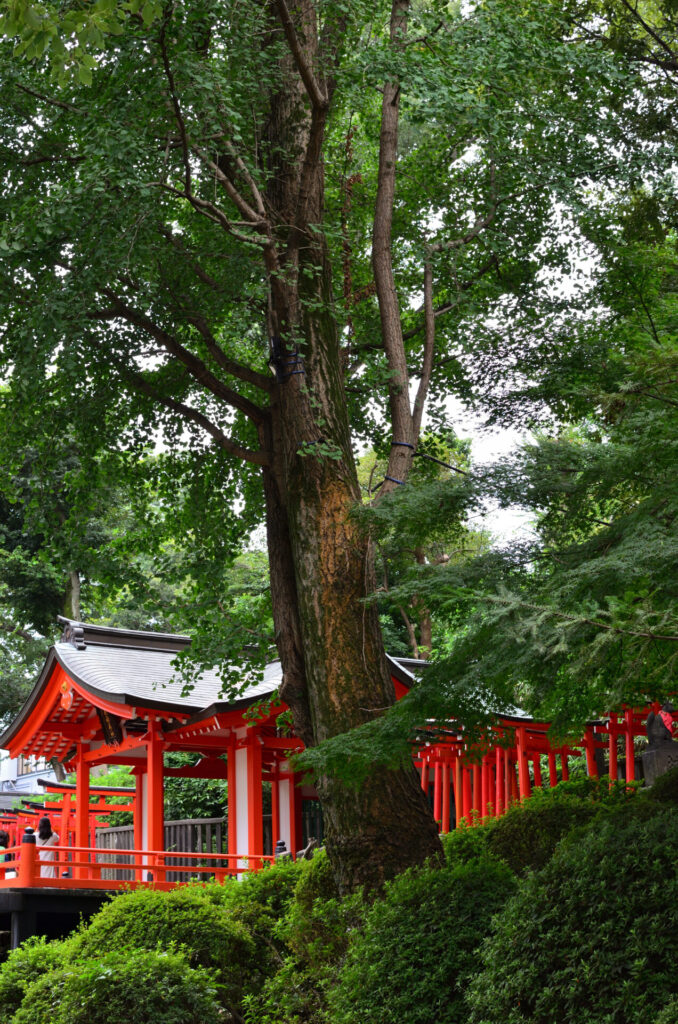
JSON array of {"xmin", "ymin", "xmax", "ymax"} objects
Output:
[
  {"xmin": 253, "ymin": 0, "xmax": 441, "ymax": 892},
  {"xmin": 267, "ymin": 266, "xmax": 441, "ymax": 889}
]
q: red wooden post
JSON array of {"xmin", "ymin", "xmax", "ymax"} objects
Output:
[
  {"xmin": 74, "ymin": 744, "xmax": 90, "ymax": 880},
  {"xmin": 585, "ymin": 726, "xmax": 597, "ymax": 776},
  {"xmin": 561, "ymin": 753, "xmax": 569, "ymax": 780},
  {"xmin": 18, "ymin": 829, "xmax": 37, "ymax": 887},
  {"xmin": 462, "ymin": 765, "xmax": 472, "ymax": 822},
  {"xmin": 420, "ymin": 758, "xmax": 429, "ymax": 793},
  {"xmin": 441, "ymin": 763, "xmax": 450, "ymax": 833},
  {"xmin": 503, "ymin": 747, "xmax": 510, "ymax": 809},
  {"xmin": 533, "ymin": 755, "xmax": 542, "ymax": 788},
  {"xmin": 133, "ymin": 772, "xmax": 144, "ymax": 881},
  {"xmin": 288, "ymin": 773, "xmax": 299, "ymax": 859},
  {"xmin": 548, "ymin": 751, "xmax": 558, "ymax": 787},
  {"xmin": 481, "ymin": 758, "xmax": 490, "ymax": 818},
  {"xmin": 147, "ymin": 724, "xmax": 165, "ymax": 881},
  {"xmin": 454, "ymin": 758, "xmax": 462, "ymax": 828},
  {"xmin": 495, "ymin": 746, "xmax": 503, "ymax": 816},
  {"xmin": 608, "ymin": 717, "xmax": 618, "ymax": 783},
  {"xmin": 516, "ymin": 727, "xmax": 531, "ymax": 800},
  {"xmin": 271, "ymin": 771, "xmax": 280, "ymax": 849},
  {"xmin": 625, "ymin": 709, "xmax": 635, "ymax": 782},
  {"xmin": 247, "ymin": 738, "xmax": 264, "ymax": 868},
  {"xmin": 472, "ymin": 763, "xmax": 481, "ymax": 818},
  {"xmin": 433, "ymin": 762, "xmax": 442, "ymax": 825},
  {"xmin": 227, "ymin": 742, "xmax": 237, "ymax": 864}
]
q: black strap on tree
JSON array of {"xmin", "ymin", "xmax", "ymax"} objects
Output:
[{"xmin": 269, "ymin": 336, "xmax": 306, "ymax": 381}]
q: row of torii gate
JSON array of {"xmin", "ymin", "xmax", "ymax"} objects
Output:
[{"xmin": 0, "ymin": 620, "xmax": 660, "ymax": 891}]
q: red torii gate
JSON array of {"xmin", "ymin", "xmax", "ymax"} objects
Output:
[{"xmin": 415, "ymin": 705, "xmax": 658, "ymax": 829}]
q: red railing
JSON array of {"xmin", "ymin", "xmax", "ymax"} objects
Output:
[{"xmin": 0, "ymin": 835, "xmax": 274, "ymax": 891}]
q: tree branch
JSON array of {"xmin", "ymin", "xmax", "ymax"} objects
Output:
[
  {"xmin": 91, "ymin": 291, "xmax": 268, "ymax": 424},
  {"xmin": 272, "ymin": 0, "xmax": 328, "ymax": 110}
]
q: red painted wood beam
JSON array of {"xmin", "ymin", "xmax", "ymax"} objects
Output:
[
  {"xmin": 247, "ymin": 740, "xmax": 264, "ymax": 866},
  {"xmin": 441, "ymin": 762, "xmax": 450, "ymax": 833},
  {"xmin": 74, "ymin": 744, "xmax": 90, "ymax": 881}
]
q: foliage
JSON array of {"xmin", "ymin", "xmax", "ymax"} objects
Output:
[
  {"xmin": 657, "ymin": 998, "xmax": 678, "ymax": 1024},
  {"xmin": 0, "ymin": 936, "xmax": 75, "ymax": 1022},
  {"xmin": 328, "ymin": 856, "xmax": 515, "ymax": 1024},
  {"xmin": 466, "ymin": 804, "xmax": 678, "ymax": 1024},
  {"xmin": 70, "ymin": 884, "xmax": 256, "ymax": 1011},
  {"xmin": 645, "ymin": 763, "xmax": 678, "ymax": 806},
  {"xmin": 207, "ymin": 858, "xmax": 303, "ymax": 980},
  {"xmin": 243, "ymin": 851, "xmax": 365, "ymax": 1024},
  {"xmin": 11, "ymin": 948, "xmax": 222, "ymax": 1024}
]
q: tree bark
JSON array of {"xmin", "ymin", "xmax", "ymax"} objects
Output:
[{"xmin": 255, "ymin": 1, "xmax": 441, "ymax": 890}]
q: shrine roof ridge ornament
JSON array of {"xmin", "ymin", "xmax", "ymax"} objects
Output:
[{"xmin": 57, "ymin": 616, "xmax": 191, "ymax": 654}]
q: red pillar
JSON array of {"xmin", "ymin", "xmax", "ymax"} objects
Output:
[
  {"xmin": 420, "ymin": 758, "xmax": 429, "ymax": 792},
  {"xmin": 585, "ymin": 726, "xmax": 597, "ymax": 777},
  {"xmin": 608, "ymin": 717, "xmax": 618, "ymax": 783},
  {"xmin": 271, "ymin": 772, "xmax": 280, "ymax": 849},
  {"xmin": 625, "ymin": 709, "xmax": 635, "ymax": 782},
  {"xmin": 146, "ymin": 724, "xmax": 165, "ymax": 880},
  {"xmin": 134, "ymin": 772, "xmax": 144, "ymax": 881},
  {"xmin": 454, "ymin": 758, "xmax": 462, "ymax": 828},
  {"xmin": 433, "ymin": 763, "xmax": 442, "ymax": 825},
  {"xmin": 472, "ymin": 763, "xmax": 481, "ymax": 818},
  {"xmin": 227, "ymin": 743, "xmax": 237, "ymax": 864},
  {"xmin": 247, "ymin": 739, "xmax": 264, "ymax": 867},
  {"xmin": 462, "ymin": 765, "xmax": 472, "ymax": 822},
  {"xmin": 504, "ymin": 747, "xmax": 511, "ymax": 808},
  {"xmin": 481, "ymin": 758, "xmax": 490, "ymax": 818},
  {"xmin": 533, "ymin": 755, "xmax": 542, "ymax": 788},
  {"xmin": 516, "ymin": 727, "xmax": 531, "ymax": 800},
  {"xmin": 74, "ymin": 744, "xmax": 90, "ymax": 880},
  {"xmin": 289, "ymin": 774, "xmax": 299, "ymax": 859},
  {"xmin": 495, "ymin": 746, "xmax": 503, "ymax": 816},
  {"xmin": 561, "ymin": 753, "xmax": 569, "ymax": 781},
  {"xmin": 548, "ymin": 751, "xmax": 558, "ymax": 787},
  {"xmin": 441, "ymin": 763, "xmax": 450, "ymax": 833}
]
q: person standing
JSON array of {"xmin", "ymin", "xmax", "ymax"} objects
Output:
[{"xmin": 36, "ymin": 817, "xmax": 59, "ymax": 879}]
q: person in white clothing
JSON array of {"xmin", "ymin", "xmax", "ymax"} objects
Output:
[{"xmin": 36, "ymin": 817, "xmax": 59, "ymax": 878}]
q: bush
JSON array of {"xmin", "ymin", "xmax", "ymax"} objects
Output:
[
  {"xmin": 0, "ymin": 936, "xmax": 74, "ymax": 1022},
  {"xmin": 645, "ymin": 763, "xmax": 678, "ymax": 805},
  {"xmin": 440, "ymin": 822, "xmax": 491, "ymax": 866},
  {"xmin": 71, "ymin": 884, "xmax": 255, "ymax": 1010},
  {"xmin": 244, "ymin": 851, "xmax": 364, "ymax": 1024},
  {"xmin": 467, "ymin": 805, "xmax": 678, "ymax": 1024},
  {"xmin": 12, "ymin": 948, "xmax": 222, "ymax": 1024},
  {"xmin": 328, "ymin": 856, "xmax": 516, "ymax": 1024},
  {"xmin": 656, "ymin": 997, "xmax": 678, "ymax": 1024}
]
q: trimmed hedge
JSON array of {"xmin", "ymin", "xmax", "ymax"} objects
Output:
[
  {"xmin": 243, "ymin": 851, "xmax": 364, "ymax": 1024},
  {"xmin": 328, "ymin": 855, "xmax": 516, "ymax": 1024},
  {"xmin": 11, "ymin": 948, "xmax": 222, "ymax": 1024},
  {"xmin": 0, "ymin": 937, "xmax": 75, "ymax": 1022},
  {"xmin": 70, "ymin": 883, "xmax": 255, "ymax": 1009},
  {"xmin": 467, "ymin": 805, "xmax": 678, "ymax": 1024}
]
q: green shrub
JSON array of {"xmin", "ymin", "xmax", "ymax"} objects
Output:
[
  {"xmin": 467, "ymin": 805, "xmax": 678, "ymax": 1024},
  {"xmin": 0, "ymin": 936, "xmax": 74, "ymax": 1022},
  {"xmin": 328, "ymin": 856, "xmax": 516, "ymax": 1024},
  {"xmin": 645, "ymin": 763, "xmax": 678, "ymax": 805},
  {"xmin": 440, "ymin": 822, "xmax": 491, "ymax": 866},
  {"xmin": 244, "ymin": 851, "xmax": 364, "ymax": 1024},
  {"xmin": 656, "ymin": 996, "xmax": 678, "ymax": 1024},
  {"xmin": 70, "ymin": 884, "xmax": 255, "ymax": 1009},
  {"xmin": 12, "ymin": 948, "xmax": 222, "ymax": 1024}
]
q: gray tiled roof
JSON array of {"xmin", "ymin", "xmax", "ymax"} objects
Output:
[{"xmin": 54, "ymin": 641, "xmax": 284, "ymax": 712}]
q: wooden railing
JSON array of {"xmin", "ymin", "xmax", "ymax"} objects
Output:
[{"xmin": 0, "ymin": 833, "xmax": 275, "ymax": 891}]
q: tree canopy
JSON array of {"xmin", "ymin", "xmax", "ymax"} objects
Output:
[{"xmin": 0, "ymin": 0, "xmax": 676, "ymax": 883}]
